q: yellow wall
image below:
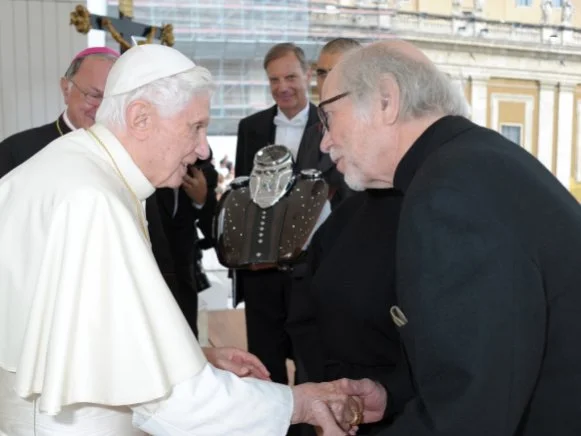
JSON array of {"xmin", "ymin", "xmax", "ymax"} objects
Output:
[
  {"xmin": 498, "ymin": 101, "xmax": 526, "ymax": 124},
  {"xmin": 498, "ymin": 102, "xmax": 526, "ymax": 147},
  {"xmin": 399, "ymin": 0, "xmax": 417, "ymax": 12},
  {"xmin": 487, "ymin": 78, "xmax": 540, "ymax": 155},
  {"xmin": 415, "ymin": 0, "xmax": 452, "ymax": 15},
  {"xmin": 419, "ymin": 0, "xmax": 581, "ymax": 28}
]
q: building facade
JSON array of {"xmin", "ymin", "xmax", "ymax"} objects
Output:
[
  {"xmin": 0, "ymin": 0, "xmax": 87, "ymax": 142},
  {"xmin": 101, "ymin": 0, "xmax": 581, "ymax": 198}
]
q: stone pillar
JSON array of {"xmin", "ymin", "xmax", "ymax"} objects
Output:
[
  {"xmin": 470, "ymin": 76, "xmax": 488, "ymax": 127},
  {"xmin": 87, "ymin": 0, "xmax": 107, "ymax": 47},
  {"xmin": 0, "ymin": 0, "xmax": 87, "ymax": 139},
  {"xmin": 537, "ymin": 82, "xmax": 556, "ymax": 172},
  {"xmin": 555, "ymin": 83, "xmax": 575, "ymax": 187}
]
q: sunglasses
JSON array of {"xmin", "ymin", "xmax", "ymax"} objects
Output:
[
  {"xmin": 317, "ymin": 91, "xmax": 350, "ymax": 132},
  {"xmin": 315, "ymin": 68, "xmax": 331, "ymax": 78}
]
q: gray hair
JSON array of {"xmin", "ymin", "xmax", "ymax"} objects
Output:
[
  {"xmin": 336, "ymin": 43, "xmax": 470, "ymax": 121},
  {"xmin": 95, "ymin": 66, "xmax": 216, "ymax": 128},
  {"xmin": 263, "ymin": 42, "xmax": 309, "ymax": 72},
  {"xmin": 64, "ymin": 53, "xmax": 118, "ymax": 79}
]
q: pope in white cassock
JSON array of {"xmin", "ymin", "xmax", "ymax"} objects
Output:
[{"xmin": 0, "ymin": 44, "xmax": 367, "ymax": 435}]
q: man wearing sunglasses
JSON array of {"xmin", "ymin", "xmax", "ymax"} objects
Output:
[
  {"xmin": 286, "ymin": 39, "xmax": 362, "ymax": 386},
  {"xmin": 300, "ymin": 37, "xmax": 360, "ymax": 210}
]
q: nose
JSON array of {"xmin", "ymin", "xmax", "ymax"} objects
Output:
[
  {"xmin": 320, "ymin": 129, "xmax": 332, "ymax": 154},
  {"xmin": 278, "ymin": 80, "xmax": 291, "ymax": 93},
  {"xmin": 196, "ymin": 136, "xmax": 211, "ymax": 161}
]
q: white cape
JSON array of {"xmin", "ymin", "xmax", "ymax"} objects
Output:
[{"xmin": 0, "ymin": 124, "xmax": 207, "ymax": 415}]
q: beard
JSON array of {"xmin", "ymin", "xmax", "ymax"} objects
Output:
[{"xmin": 343, "ymin": 169, "xmax": 366, "ymax": 192}]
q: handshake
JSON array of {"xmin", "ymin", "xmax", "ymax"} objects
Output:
[
  {"xmin": 291, "ymin": 378, "xmax": 388, "ymax": 436},
  {"xmin": 204, "ymin": 347, "xmax": 388, "ymax": 435}
]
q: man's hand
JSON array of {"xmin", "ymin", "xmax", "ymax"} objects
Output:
[
  {"xmin": 183, "ymin": 166, "xmax": 208, "ymax": 205},
  {"xmin": 291, "ymin": 382, "xmax": 362, "ymax": 436},
  {"xmin": 332, "ymin": 378, "xmax": 388, "ymax": 424},
  {"xmin": 203, "ymin": 347, "xmax": 271, "ymax": 380}
]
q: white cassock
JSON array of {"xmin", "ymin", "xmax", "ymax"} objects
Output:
[{"xmin": 0, "ymin": 124, "xmax": 292, "ymax": 435}]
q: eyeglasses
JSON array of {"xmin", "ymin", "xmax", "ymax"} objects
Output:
[
  {"xmin": 69, "ymin": 79, "xmax": 103, "ymax": 105},
  {"xmin": 315, "ymin": 68, "xmax": 331, "ymax": 79},
  {"xmin": 317, "ymin": 91, "xmax": 350, "ymax": 132}
]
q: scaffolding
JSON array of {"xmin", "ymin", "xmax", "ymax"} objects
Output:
[{"xmin": 106, "ymin": 0, "xmax": 581, "ymax": 134}]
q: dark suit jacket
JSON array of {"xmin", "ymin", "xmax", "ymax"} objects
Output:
[
  {"xmin": 287, "ymin": 189, "xmax": 415, "ymax": 434},
  {"xmin": 233, "ymin": 103, "xmax": 319, "ymax": 304},
  {"xmin": 383, "ymin": 115, "xmax": 581, "ymax": 435},
  {"xmin": 153, "ymin": 161, "xmax": 218, "ymax": 334},
  {"xmin": 235, "ymin": 103, "xmax": 319, "ymax": 177},
  {"xmin": 298, "ymin": 122, "xmax": 353, "ymax": 209},
  {"xmin": 235, "ymin": 105, "xmax": 351, "ymax": 210},
  {"xmin": 0, "ymin": 114, "xmax": 71, "ymax": 179}
]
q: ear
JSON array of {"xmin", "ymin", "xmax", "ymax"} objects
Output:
[
  {"xmin": 379, "ymin": 74, "xmax": 400, "ymax": 126},
  {"xmin": 125, "ymin": 100, "xmax": 153, "ymax": 141},
  {"xmin": 60, "ymin": 78, "xmax": 71, "ymax": 105}
]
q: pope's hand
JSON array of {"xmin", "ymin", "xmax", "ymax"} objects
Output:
[
  {"xmin": 291, "ymin": 382, "xmax": 362, "ymax": 435},
  {"xmin": 332, "ymin": 378, "xmax": 388, "ymax": 424},
  {"xmin": 203, "ymin": 347, "xmax": 271, "ymax": 380}
]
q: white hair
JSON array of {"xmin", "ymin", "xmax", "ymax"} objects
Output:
[
  {"xmin": 336, "ymin": 43, "xmax": 470, "ymax": 121},
  {"xmin": 95, "ymin": 66, "xmax": 216, "ymax": 128}
]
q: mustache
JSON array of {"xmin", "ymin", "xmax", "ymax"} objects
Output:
[{"xmin": 329, "ymin": 150, "xmax": 341, "ymax": 162}]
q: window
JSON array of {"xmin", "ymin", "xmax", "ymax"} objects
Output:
[
  {"xmin": 500, "ymin": 124, "xmax": 523, "ymax": 146},
  {"xmin": 516, "ymin": 0, "xmax": 532, "ymax": 6}
]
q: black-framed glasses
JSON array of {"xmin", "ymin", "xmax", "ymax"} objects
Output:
[
  {"xmin": 317, "ymin": 91, "xmax": 350, "ymax": 132},
  {"xmin": 69, "ymin": 79, "xmax": 103, "ymax": 105}
]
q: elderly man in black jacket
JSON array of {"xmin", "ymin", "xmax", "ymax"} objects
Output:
[{"xmin": 325, "ymin": 40, "xmax": 581, "ymax": 436}]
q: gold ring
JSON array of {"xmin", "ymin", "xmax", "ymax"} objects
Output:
[{"xmin": 348, "ymin": 409, "xmax": 363, "ymax": 427}]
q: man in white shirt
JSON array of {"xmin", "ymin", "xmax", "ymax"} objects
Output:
[
  {"xmin": 0, "ymin": 44, "xmax": 365, "ymax": 436},
  {"xmin": 234, "ymin": 43, "xmax": 319, "ymax": 391}
]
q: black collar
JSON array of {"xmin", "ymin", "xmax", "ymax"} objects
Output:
[
  {"xmin": 393, "ymin": 116, "xmax": 476, "ymax": 193},
  {"xmin": 55, "ymin": 113, "xmax": 73, "ymax": 137}
]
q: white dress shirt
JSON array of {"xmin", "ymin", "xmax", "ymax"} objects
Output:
[{"xmin": 273, "ymin": 104, "xmax": 309, "ymax": 160}]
